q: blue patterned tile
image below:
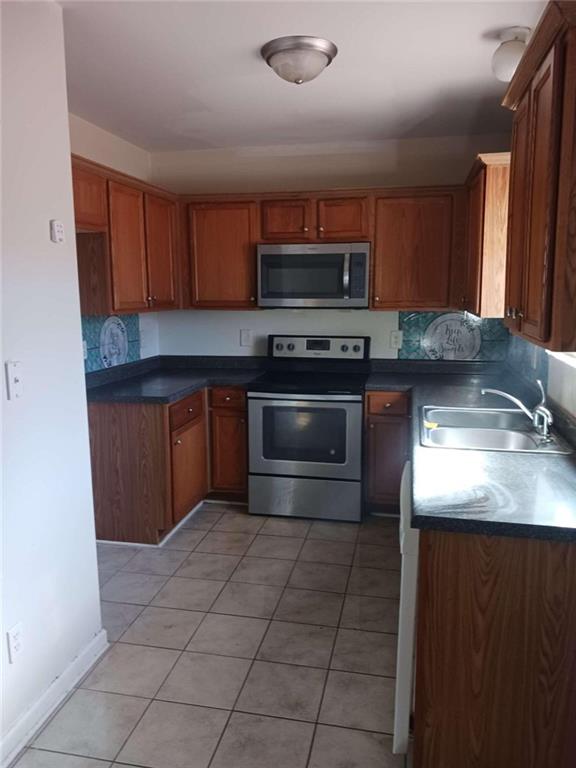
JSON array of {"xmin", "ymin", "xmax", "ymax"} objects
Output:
[
  {"xmin": 84, "ymin": 347, "xmax": 103, "ymax": 373},
  {"xmin": 127, "ymin": 340, "xmax": 140, "ymax": 363},
  {"xmin": 81, "ymin": 313, "xmax": 141, "ymax": 372},
  {"xmin": 123, "ymin": 314, "xmax": 140, "ymax": 342},
  {"xmin": 398, "ymin": 339, "xmax": 423, "ymax": 360},
  {"xmin": 479, "ymin": 318, "xmax": 509, "ymax": 342},
  {"xmin": 81, "ymin": 315, "xmax": 105, "ymax": 350},
  {"xmin": 478, "ymin": 341, "xmax": 508, "ymax": 361}
]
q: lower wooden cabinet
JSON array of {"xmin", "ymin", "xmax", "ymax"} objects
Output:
[
  {"xmin": 209, "ymin": 387, "xmax": 248, "ymax": 497},
  {"xmin": 88, "ymin": 391, "xmax": 208, "ymax": 544},
  {"xmin": 172, "ymin": 415, "xmax": 208, "ymax": 524},
  {"xmin": 365, "ymin": 391, "xmax": 410, "ymax": 508},
  {"xmin": 414, "ymin": 530, "xmax": 576, "ymax": 768}
]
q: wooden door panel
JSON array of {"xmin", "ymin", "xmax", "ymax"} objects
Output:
[
  {"xmin": 171, "ymin": 417, "xmax": 207, "ymax": 524},
  {"xmin": 108, "ymin": 181, "xmax": 149, "ymax": 312},
  {"xmin": 373, "ymin": 195, "xmax": 453, "ymax": 308},
  {"xmin": 317, "ymin": 197, "xmax": 370, "ymax": 239},
  {"xmin": 145, "ymin": 194, "xmax": 177, "ymax": 309},
  {"xmin": 521, "ymin": 44, "xmax": 562, "ymax": 342},
  {"xmin": 210, "ymin": 409, "xmax": 247, "ymax": 492},
  {"xmin": 260, "ymin": 199, "xmax": 314, "ymax": 240},
  {"xmin": 506, "ymin": 91, "xmax": 531, "ymax": 330},
  {"xmin": 72, "ymin": 166, "xmax": 108, "ymax": 230},
  {"xmin": 189, "ymin": 202, "xmax": 257, "ymax": 307},
  {"xmin": 366, "ymin": 416, "xmax": 408, "ymax": 503}
]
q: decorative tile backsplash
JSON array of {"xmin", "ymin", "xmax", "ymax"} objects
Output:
[
  {"xmin": 398, "ymin": 312, "xmax": 509, "ymax": 361},
  {"xmin": 82, "ymin": 314, "xmax": 140, "ymax": 373},
  {"xmin": 507, "ymin": 333, "xmax": 549, "ymax": 387}
]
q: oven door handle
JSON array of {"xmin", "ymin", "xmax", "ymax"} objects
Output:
[{"xmin": 342, "ymin": 252, "xmax": 351, "ymax": 299}]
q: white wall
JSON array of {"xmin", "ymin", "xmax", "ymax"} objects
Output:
[
  {"xmin": 150, "ymin": 134, "xmax": 510, "ymax": 194},
  {"xmin": 547, "ymin": 355, "xmax": 576, "ymax": 417},
  {"xmin": 1, "ymin": 4, "xmax": 105, "ymax": 763},
  {"xmin": 158, "ymin": 309, "xmax": 399, "ymax": 358},
  {"xmin": 69, "ymin": 113, "xmax": 152, "ymax": 182}
]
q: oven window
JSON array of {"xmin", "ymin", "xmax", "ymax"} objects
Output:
[
  {"xmin": 262, "ymin": 406, "xmax": 347, "ymax": 464},
  {"xmin": 260, "ymin": 253, "xmax": 344, "ymax": 299}
]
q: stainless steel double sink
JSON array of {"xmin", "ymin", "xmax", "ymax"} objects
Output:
[{"xmin": 421, "ymin": 406, "xmax": 573, "ymax": 455}]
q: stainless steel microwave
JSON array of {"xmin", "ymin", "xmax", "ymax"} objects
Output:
[{"xmin": 257, "ymin": 243, "xmax": 370, "ymax": 308}]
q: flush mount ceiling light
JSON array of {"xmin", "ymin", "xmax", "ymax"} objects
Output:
[
  {"xmin": 491, "ymin": 27, "xmax": 531, "ymax": 82},
  {"xmin": 260, "ymin": 35, "xmax": 338, "ymax": 85}
]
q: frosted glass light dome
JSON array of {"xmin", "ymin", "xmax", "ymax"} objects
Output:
[
  {"xmin": 261, "ymin": 36, "xmax": 338, "ymax": 85},
  {"xmin": 491, "ymin": 28, "xmax": 530, "ymax": 83}
]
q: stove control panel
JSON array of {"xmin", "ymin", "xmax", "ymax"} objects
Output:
[{"xmin": 269, "ymin": 335, "xmax": 370, "ymax": 360}]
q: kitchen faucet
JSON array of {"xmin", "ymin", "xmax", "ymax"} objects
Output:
[{"xmin": 480, "ymin": 379, "xmax": 554, "ymax": 438}]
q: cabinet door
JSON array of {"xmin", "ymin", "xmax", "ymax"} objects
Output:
[
  {"xmin": 317, "ymin": 197, "xmax": 370, "ymax": 240},
  {"xmin": 260, "ymin": 199, "xmax": 314, "ymax": 240},
  {"xmin": 506, "ymin": 91, "xmax": 531, "ymax": 331},
  {"xmin": 145, "ymin": 194, "xmax": 177, "ymax": 310},
  {"xmin": 210, "ymin": 409, "xmax": 247, "ymax": 492},
  {"xmin": 72, "ymin": 166, "xmax": 108, "ymax": 230},
  {"xmin": 171, "ymin": 416, "xmax": 207, "ymax": 524},
  {"xmin": 189, "ymin": 202, "xmax": 258, "ymax": 307},
  {"xmin": 366, "ymin": 416, "xmax": 408, "ymax": 504},
  {"xmin": 464, "ymin": 168, "xmax": 486, "ymax": 314},
  {"xmin": 108, "ymin": 181, "xmax": 149, "ymax": 312},
  {"xmin": 372, "ymin": 195, "xmax": 453, "ymax": 309},
  {"xmin": 520, "ymin": 45, "xmax": 562, "ymax": 343}
]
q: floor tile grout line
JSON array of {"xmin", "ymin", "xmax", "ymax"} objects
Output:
[{"xmin": 205, "ymin": 531, "xmax": 310, "ymax": 768}]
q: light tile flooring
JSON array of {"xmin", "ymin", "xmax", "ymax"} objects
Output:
[{"xmin": 14, "ymin": 503, "xmax": 406, "ymax": 768}]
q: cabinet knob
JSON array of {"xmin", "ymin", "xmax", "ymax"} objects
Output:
[
  {"xmin": 147, "ymin": 296, "xmax": 153, "ymax": 302},
  {"xmin": 517, "ymin": 310, "xmax": 524, "ymax": 319},
  {"xmin": 240, "ymin": 419, "xmax": 246, "ymax": 424},
  {"xmin": 319, "ymin": 226, "xmax": 325, "ymax": 233},
  {"xmin": 302, "ymin": 226, "xmax": 309, "ymax": 232},
  {"xmin": 250, "ymin": 296, "xmax": 256, "ymax": 302},
  {"xmin": 384, "ymin": 403, "xmax": 392, "ymax": 408},
  {"xmin": 187, "ymin": 407, "xmax": 194, "ymax": 413},
  {"xmin": 225, "ymin": 396, "xmax": 231, "ymax": 401},
  {"xmin": 374, "ymin": 296, "xmax": 380, "ymax": 302},
  {"xmin": 174, "ymin": 439, "xmax": 182, "ymax": 446},
  {"xmin": 369, "ymin": 423, "xmax": 375, "ymax": 429}
]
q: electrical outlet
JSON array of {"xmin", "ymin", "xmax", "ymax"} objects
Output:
[
  {"xmin": 5, "ymin": 361, "xmax": 23, "ymax": 400},
  {"xmin": 7, "ymin": 622, "xmax": 23, "ymax": 664},
  {"xmin": 240, "ymin": 329, "xmax": 252, "ymax": 347},
  {"xmin": 49, "ymin": 219, "xmax": 65, "ymax": 244},
  {"xmin": 390, "ymin": 330, "xmax": 403, "ymax": 350}
]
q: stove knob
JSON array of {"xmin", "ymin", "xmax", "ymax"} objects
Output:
[
  {"xmin": 341, "ymin": 344, "xmax": 349, "ymax": 353},
  {"xmin": 353, "ymin": 344, "xmax": 361, "ymax": 353},
  {"xmin": 287, "ymin": 343, "xmax": 295, "ymax": 351},
  {"xmin": 275, "ymin": 343, "xmax": 284, "ymax": 351}
]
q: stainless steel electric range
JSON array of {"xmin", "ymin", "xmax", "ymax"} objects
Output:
[{"xmin": 247, "ymin": 335, "xmax": 370, "ymax": 522}]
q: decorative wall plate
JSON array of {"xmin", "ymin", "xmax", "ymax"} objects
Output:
[
  {"xmin": 100, "ymin": 316, "xmax": 128, "ymax": 368},
  {"xmin": 422, "ymin": 313, "xmax": 481, "ymax": 360}
]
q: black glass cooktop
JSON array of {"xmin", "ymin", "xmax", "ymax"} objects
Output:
[{"xmin": 248, "ymin": 371, "xmax": 368, "ymax": 396}]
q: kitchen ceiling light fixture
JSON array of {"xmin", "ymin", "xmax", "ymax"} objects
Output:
[
  {"xmin": 260, "ymin": 35, "xmax": 338, "ymax": 85},
  {"xmin": 491, "ymin": 27, "xmax": 531, "ymax": 83}
]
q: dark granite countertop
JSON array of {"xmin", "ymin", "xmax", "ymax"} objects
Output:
[
  {"xmin": 408, "ymin": 376, "xmax": 576, "ymax": 542},
  {"xmin": 86, "ymin": 368, "xmax": 264, "ymax": 404},
  {"xmin": 85, "ymin": 357, "xmax": 576, "ymax": 541}
]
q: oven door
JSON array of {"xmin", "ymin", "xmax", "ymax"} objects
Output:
[
  {"xmin": 248, "ymin": 395, "xmax": 362, "ymax": 480},
  {"xmin": 257, "ymin": 244, "xmax": 368, "ymax": 308}
]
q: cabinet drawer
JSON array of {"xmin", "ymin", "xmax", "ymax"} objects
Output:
[
  {"xmin": 366, "ymin": 391, "xmax": 409, "ymax": 416},
  {"xmin": 210, "ymin": 387, "xmax": 246, "ymax": 409},
  {"xmin": 169, "ymin": 391, "xmax": 204, "ymax": 431}
]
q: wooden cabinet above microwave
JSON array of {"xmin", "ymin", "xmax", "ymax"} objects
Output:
[{"xmin": 260, "ymin": 195, "xmax": 371, "ymax": 242}]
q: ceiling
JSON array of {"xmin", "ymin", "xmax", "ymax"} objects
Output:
[{"xmin": 62, "ymin": 1, "xmax": 545, "ymax": 152}]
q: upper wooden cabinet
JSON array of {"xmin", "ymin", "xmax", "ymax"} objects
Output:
[
  {"xmin": 372, "ymin": 192, "xmax": 459, "ymax": 310},
  {"xmin": 463, "ymin": 153, "xmax": 510, "ymax": 318},
  {"xmin": 189, "ymin": 201, "xmax": 258, "ymax": 308},
  {"xmin": 108, "ymin": 181, "xmax": 149, "ymax": 312},
  {"xmin": 260, "ymin": 196, "xmax": 370, "ymax": 241},
  {"xmin": 72, "ymin": 166, "xmax": 108, "ymax": 230},
  {"xmin": 72, "ymin": 158, "xmax": 179, "ymax": 315},
  {"xmin": 503, "ymin": 5, "xmax": 576, "ymax": 350},
  {"xmin": 261, "ymin": 199, "xmax": 314, "ymax": 240},
  {"xmin": 144, "ymin": 194, "xmax": 177, "ymax": 310}
]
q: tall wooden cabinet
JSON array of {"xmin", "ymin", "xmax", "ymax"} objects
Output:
[
  {"xmin": 503, "ymin": 4, "xmax": 576, "ymax": 349},
  {"xmin": 108, "ymin": 181, "xmax": 149, "ymax": 312},
  {"xmin": 189, "ymin": 202, "xmax": 258, "ymax": 308}
]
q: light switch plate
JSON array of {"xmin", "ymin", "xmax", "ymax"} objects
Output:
[
  {"xmin": 5, "ymin": 361, "xmax": 23, "ymax": 400},
  {"xmin": 50, "ymin": 219, "xmax": 65, "ymax": 243},
  {"xmin": 390, "ymin": 330, "xmax": 403, "ymax": 350},
  {"xmin": 240, "ymin": 329, "xmax": 252, "ymax": 347},
  {"xmin": 7, "ymin": 622, "xmax": 24, "ymax": 664}
]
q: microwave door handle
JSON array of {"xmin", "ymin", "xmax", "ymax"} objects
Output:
[{"xmin": 343, "ymin": 253, "xmax": 351, "ymax": 299}]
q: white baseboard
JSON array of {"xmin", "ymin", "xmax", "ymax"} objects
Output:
[{"xmin": 1, "ymin": 629, "xmax": 109, "ymax": 768}]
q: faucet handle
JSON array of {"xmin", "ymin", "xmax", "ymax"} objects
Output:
[{"xmin": 536, "ymin": 379, "xmax": 546, "ymax": 407}]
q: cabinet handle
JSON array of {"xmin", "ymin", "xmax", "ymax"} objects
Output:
[
  {"xmin": 187, "ymin": 407, "xmax": 194, "ymax": 413},
  {"xmin": 374, "ymin": 296, "xmax": 380, "ymax": 302},
  {"xmin": 174, "ymin": 439, "xmax": 182, "ymax": 446},
  {"xmin": 319, "ymin": 226, "xmax": 325, "ymax": 233},
  {"xmin": 384, "ymin": 403, "xmax": 392, "ymax": 408},
  {"xmin": 250, "ymin": 296, "xmax": 256, "ymax": 302},
  {"xmin": 225, "ymin": 396, "xmax": 231, "ymax": 401},
  {"xmin": 517, "ymin": 310, "xmax": 524, "ymax": 319},
  {"xmin": 302, "ymin": 226, "xmax": 309, "ymax": 232},
  {"xmin": 147, "ymin": 296, "xmax": 153, "ymax": 303},
  {"xmin": 369, "ymin": 423, "xmax": 375, "ymax": 429}
]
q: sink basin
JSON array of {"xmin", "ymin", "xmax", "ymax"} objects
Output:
[{"xmin": 421, "ymin": 406, "xmax": 573, "ymax": 455}]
